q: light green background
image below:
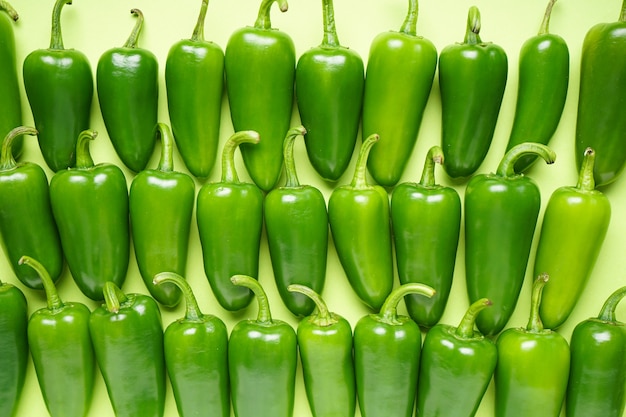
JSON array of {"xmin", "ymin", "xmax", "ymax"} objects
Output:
[{"xmin": 4, "ymin": 0, "xmax": 626, "ymax": 416}]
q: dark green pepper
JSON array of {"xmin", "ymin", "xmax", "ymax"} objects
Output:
[
  {"xmin": 416, "ymin": 298, "xmax": 496, "ymax": 417},
  {"xmin": 439, "ymin": 5, "xmax": 508, "ymax": 179},
  {"xmin": 129, "ymin": 123, "xmax": 195, "ymax": 307},
  {"xmin": 391, "ymin": 145, "xmax": 461, "ymax": 328},
  {"xmin": 575, "ymin": 0, "xmax": 626, "ymax": 187},
  {"xmin": 495, "ymin": 274, "xmax": 570, "ymax": 417},
  {"xmin": 229, "ymin": 275, "xmax": 297, "ymax": 417},
  {"xmin": 0, "ymin": 126, "xmax": 63, "ymax": 289},
  {"xmin": 288, "ymin": 284, "xmax": 355, "ymax": 417},
  {"xmin": 354, "ymin": 283, "xmax": 435, "ymax": 417},
  {"xmin": 534, "ymin": 147, "xmax": 611, "ymax": 329},
  {"xmin": 328, "ymin": 134, "xmax": 393, "ymax": 311},
  {"xmin": 165, "ymin": 0, "xmax": 224, "ymax": 178},
  {"xmin": 265, "ymin": 126, "xmax": 328, "ymax": 316},
  {"xmin": 97, "ymin": 8, "xmax": 158, "ymax": 172},
  {"xmin": 295, "ymin": 0, "xmax": 364, "ymax": 181},
  {"xmin": 23, "ymin": 0, "xmax": 93, "ymax": 172},
  {"xmin": 363, "ymin": 0, "xmax": 437, "ymax": 187},
  {"xmin": 89, "ymin": 281, "xmax": 166, "ymax": 417},
  {"xmin": 504, "ymin": 0, "xmax": 569, "ymax": 173},
  {"xmin": 224, "ymin": 0, "xmax": 295, "ymax": 191},
  {"xmin": 196, "ymin": 131, "xmax": 263, "ymax": 311},
  {"xmin": 465, "ymin": 142, "xmax": 555, "ymax": 336},
  {"xmin": 21, "ymin": 255, "xmax": 94, "ymax": 417},
  {"xmin": 0, "ymin": 275, "xmax": 28, "ymax": 417},
  {"xmin": 154, "ymin": 272, "xmax": 229, "ymax": 417},
  {"xmin": 50, "ymin": 130, "xmax": 130, "ymax": 301},
  {"xmin": 566, "ymin": 285, "xmax": 626, "ymax": 417}
]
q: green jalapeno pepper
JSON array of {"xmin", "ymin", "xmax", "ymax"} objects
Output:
[
  {"xmin": 224, "ymin": 0, "xmax": 295, "ymax": 191},
  {"xmin": 354, "ymin": 283, "xmax": 435, "ymax": 417},
  {"xmin": 464, "ymin": 142, "xmax": 556, "ymax": 336},
  {"xmin": 495, "ymin": 274, "xmax": 570, "ymax": 417},
  {"xmin": 196, "ymin": 131, "xmax": 263, "ymax": 311},
  {"xmin": 165, "ymin": 0, "xmax": 224, "ymax": 178},
  {"xmin": 97, "ymin": 8, "xmax": 158, "ymax": 172},
  {"xmin": 23, "ymin": 0, "xmax": 93, "ymax": 172},
  {"xmin": 288, "ymin": 284, "xmax": 355, "ymax": 417},
  {"xmin": 154, "ymin": 272, "xmax": 229, "ymax": 417},
  {"xmin": 416, "ymin": 298, "xmax": 496, "ymax": 417},
  {"xmin": 566, "ymin": 285, "xmax": 626, "ymax": 417},
  {"xmin": 129, "ymin": 123, "xmax": 195, "ymax": 307},
  {"xmin": 50, "ymin": 130, "xmax": 130, "ymax": 301},
  {"xmin": 89, "ymin": 281, "xmax": 166, "ymax": 417},
  {"xmin": 575, "ymin": 0, "xmax": 626, "ymax": 187},
  {"xmin": 363, "ymin": 0, "xmax": 437, "ymax": 187},
  {"xmin": 391, "ymin": 145, "xmax": 461, "ymax": 328},
  {"xmin": 328, "ymin": 134, "xmax": 393, "ymax": 311},
  {"xmin": 265, "ymin": 126, "xmax": 328, "ymax": 317},
  {"xmin": 229, "ymin": 275, "xmax": 297, "ymax": 417},
  {"xmin": 21, "ymin": 256, "xmax": 94, "ymax": 417},
  {"xmin": 504, "ymin": 0, "xmax": 569, "ymax": 173},
  {"xmin": 439, "ymin": 5, "xmax": 508, "ymax": 179},
  {"xmin": 534, "ymin": 147, "xmax": 611, "ymax": 329},
  {"xmin": 0, "ymin": 126, "xmax": 64, "ymax": 289},
  {"xmin": 295, "ymin": 0, "xmax": 364, "ymax": 181}
]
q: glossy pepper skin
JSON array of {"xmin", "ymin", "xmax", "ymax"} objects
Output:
[
  {"xmin": 265, "ymin": 126, "xmax": 328, "ymax": 316},
  {"xmin": 575, "ymin": 0, "xmax": 626, "ymax": 187},
  {"xmin": 225, "ymin": 0, "xmax": 295, "ymax": 191},
  {"xmin": 534, "ymin": 148, "xmax": 611, "ymax": 329},
  {"xmin": 0, "ymin": 127, "xmax": 63, "ymax": 289},
  {"xmin": 97, "ymin": 8, "xmax": 158, "ymax": 172},
  {"xmin": 295, "ymin": 0, "xmax": 364, "ymax": 181},
  {"xmin": 354, "ymin": 283, "xmax": 435, "ymax": 417},
  {"xmin": 197, "ymin": 130, "xmax": 263, "ymax": 311},
  {"xmin": 439, "ymin": 6, "xmax": 507, "ymax": 179},
  {"xmin": 23, "ymin": 0, "xmax": 93, "ymax": 172},
  {"xmin": 495, "ymin": 274, "xmax": 570, "ymax": 417},
  {"xmin": 363, "ymin": 0, "xmax": 437, "ymax": 187},
  {"xmin": 0, "ymin": 276, "xmax": 28, "ymax": 417},
  {"xmin": 165, "ymin": 0, "xmax": 224, "ymax": 178},
  {"xmin": 229, "ymin": 275, "xmax": 297, "ymax": 417},
  {"xmin": 154, "ymin": 272, "xmax": 229, "ymax": 417},
  {"xmin": 0, "ymin": 1, "xmax": 23, "ymax": 158},
  {"xmin": 416, "ymin": 298, "xmax": 496, "ymax": 417},
  {"xmin": 566, "ymin": 286, "xmax": 626, "ymax": 417},
  {"xmin": 50, "ymin": 130, "xmax": 130, "ymax": 301},
  {"xmin": 465, "ymin": 143, "xmax": 555, "ymax": 336},
  {"xmin": 504, "ymin": 0, "xmax": 569, "ymax": 173},
  {"xmin": 129, "ymin": 123, "xmax": 195, "ymax": 307},
  {"xmin": 21, "ymin": 256, "xmax": 94, "ymax": 417},
  {"xmin": 391, "ymin": 146, "xmax": 461, "ymax": 328},
  {"xmin": 329, "ymin": 134, "xmax": 393, "ymax": 311},
  {"xmin": 89, "ymin": 281, "xmax": 166, "ymax": 417},
  {"xmin": 288, "ymin": 284, "xmax": 355, "ymax": 417}
]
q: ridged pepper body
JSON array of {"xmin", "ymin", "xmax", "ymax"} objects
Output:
[{"xmin": 0, "ymin": 1, "xmax": 22, "ymax": 158}]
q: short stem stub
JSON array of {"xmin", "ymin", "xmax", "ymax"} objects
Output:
[{"xmin": 103, "ymin": 281, "xmax": 129, "ymax": 314}]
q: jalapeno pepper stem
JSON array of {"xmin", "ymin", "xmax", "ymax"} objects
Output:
[
  {"xmin": 399, "ymin": 0, "xmax": 419, "ymax": 36},
  {"xmin": 419, "ymin": 145, "xmax": 444, "ymax": 187},
  {"xmin": 0, "ymin": 126, "xmax": 37, "ymax": 170},
  {"xmin": 0, "ymin": 1, "xmax": 19, "ymax": 21},
  {"xmin": 50, "ymin": 0, "xmax": 71, "ymax": 50},
  {"xmin": 596, "ymin": 286, "xmax": 626, "ymax": 322},
  {"xmin": 153, "ymin": 272, "xmax": 203, "ymax": 321},
  {"xmin": 190, "ymin": 0, "xmax": 208, "ymax": 41},
  {"xmin": 155, "ymin": 123, "xmax": 175, "ymax": 173},
  {"xmin": 321, "ymin": 0, "xmax": 340, "ymax": 47},
  {"xmin": 282, "ymin": 126, "xmax": 306, "ymax": 188},
  {"xmin": 455, "ymin": 298, "xmax": 492, "ymax": 339},
  {"xmin": 221, "ymin": 131, "xmax": 260, "ymax": 183},
  {"xmin": 351, "ymin": 134, "xmax": 379, "ymax": 189},
  {"xmin": 19, "ymin": 255, "xmax": 63, "ymax": 311},
  {"xmin": 288, "ymin": 284, "xmax": 337, "ymax": 326},
  {"xmin": 527, "ymin": 273, "xmax": 549, "ymax": 333},
  {"xmin": 103, "ymin": 281, "xmax": 129, "ymax": 314},
  {"xmin": 538, "ymin": 0, "xmax": 558, "ymax": 36},
  {"xmin": 496, "ymin": 142, "xmax": 556, "ymax": 177},
  {"xmin": 379, "ymin": 283, "xmax": 435, "ymax": 324},
  {"xmin": 463, "ymin": 6, "xmax": 482, "ymax": 45},
  {"xmin": 254, "ymin": 0, "xmax": 288, "ymax": 30},
  {"xmin": 75, "ymin": 130, "xmax": 98, "ymax": 169},
  {"xmin": 576, "ymin": 147, "xmax": 596, "ymax": 191},
  {"xmin": 123, "ymin": 9, "xmax": 144, "ymax": 49},
  {"xmin": 620, "ymin": 0, "xmax": 626, "ymax": 22},
  {"xmin": 231, "ymin": 274, "xmax": 273, "ymax": 323}
]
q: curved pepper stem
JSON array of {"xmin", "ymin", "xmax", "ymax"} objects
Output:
[
  {"xmin": 496, "ymin": 142, "xmax": 556, "ymax": 177},
  {"xmin": 153, "ymin": 272, "xmax": 203, "ymax": 321},
  {"xmin": 463, "ymin": 6, "xmax": 482, "ymax": 45},
  {"xmin": 49, "ymin": 0, "xmax": 72, "ymax": 50},
  {"xmin": 596, "ymin": 286, "xmax": 626, "ymax": 322},
  {"xmin": 455, "ymin": 298, "xmax": 492, "ymax": 339},
  {"xmin": 527, "ymin": 273, "xmax": 549, "ymax": 333},
  {"xmin": 288, "ymin": 284, "xmax": 336, "ymax": 326},
  {"xmin": 321, "ymin": 0, "xmax": 340, "ymax": 47},
  {"xmin": 254, "ymin": 0, "xmax": 288, "ymax": 30},
  {"xmin": 621, "ymin": 0, "xmax": 626, "ymax": 23},
  {"xmin": 123, "ymin": 8, "xmax": 144, "ymax": 49},
  {"xmin": 19, "ymin": 255, "xmax": 64, "ymax": 311},
  {"xmin": 351, "ymin": 134, "xmax": 379, "ymax": 189},
  {"xmin": 221, "ymin": 131, "xmax": 260, "ymax": 183},
  {"xmin": 0, "ymin": 1, "xmax": 19, "ymax": 21},
  {"xmin": 231, "ymin": 274, "xmax": 273, "ymax": 323},
  {"xmin": 399, "ymin": 0, "xmax": 419, "ymax": 36},
  {"xmin": 379, "ymin": 282, "xmax": 435, "ymax": 325},
  {"xmin": 282, "ymin": 125, "xmax": 306, "ymax": 188},
  {"xmin": 576, "ymin": 147, "xmax": 596, "ymax": 192},
  {"xmin": 155, "ymin": 123, "xmax": 175, "ymax": 173},
  {"xmin": 538, "ymin": 0, "xmax": 557, "ymax": 36},
  {"xmin": 103, "ymin": 281, "xmax": 129, "ymax": 314},
  {"xmin": 0, "ymin": 126, "xmax": 37, "ymax": 170},
  {"xmin": 419, "ymin": 145, "xmax": 444, "ymax": 187},
  {"xmin": 190, "ymin": 0, "xmax": 208, "ymax": 41},
  {"xmin": 75, "ymin": 130, "xmax": 98, "ymax": 169}
]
